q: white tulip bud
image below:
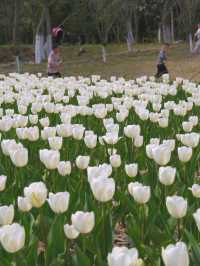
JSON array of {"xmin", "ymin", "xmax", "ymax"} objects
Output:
[
  {"xmin": 24, "ymin": 182, "xmax": 48, "ymax": 208},
  {"xmin": 47, "ymin": 192, "xmax": 70, "ymax": 214},
  {"xmin": 128, "ymin": 182, "xmax": 151, "ymax": 204},
  {"xmin": 108, "ymin": 246, "xmax": 139, "ymax": 266},
  {"xmin": 109, "ymin": 154, "xmax": 121, "ymax": 168},
  {"xmin": 71, "ymin": 211, "xmax": 95, "ymax": 234},
  {"xmin": 90, "ymin": 176, "xmax": 115, "ymax": 202},
  {"xmin": 0, "ymin": 223, "xmax": 25, "ymax": 253},
  {"xmin": 178, "ymin": 146, "xmax": 192, "ymax": 163},
  {"xmin": 0, "ymin": 205, "xmax": 14, "ymax": 225},
  {"xmin": 125, "ymin": 164, "xmax": 138, "ymax": 178},
  {"xmin": 162, "ymin": 242, "xmax": 189, "ymax": 266},
  {"xmin": 76, "ymin": 156, "xmax": 90, "ymax": 170},
  {"xmin": 189, "ymin": 184, "xmax": 200, "ymax": 198},
  {"xmin": 64, "ymin": 224, "xmax": 80, "ymax": 239},
  {"xmin": 166, "ymin": 196, "xmax": 187, "ymax": 219},
  {"xmin": 159, "ymin": 166, "xmax": 176, "ymax": 186},
  {"xmin": 57, "ymin": 161, "xmax": 71, "ymax": 176},
  {"xmin": 17, "ymin": 197, "xmax": 32, "ymax": 212}
]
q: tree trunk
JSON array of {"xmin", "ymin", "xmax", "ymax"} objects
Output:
[
  {"xmin": 162, "ymin": 23, "xmax": 171, "ymax": 43},
  {"xmin": 13, "ymin": 0, "xmax": 20, "ymax": 46},
  {"xmin": 170, "ymin": 9, "xmax": 175, "ymax": 43},
  {"xmin": 189, "ymin": 33, "xmax": 193, "ymax": 52},
  {"xmin": 35, "ymin": 9, "xmax": 45, "ymax": 64},
  {"xmin": 133, "ymin": 8, "xmax": 139, "ymax": 43},
  {"xmin": 126, "ymin": 19, "xmax": 134, "ymax": 52},
  {"xmin": 35, "ymin": 0, "xmax": 52, "ymax": 64},
  {"xmin": 44, "ymin": 1, "xmax": 52, "ymax": 57},
  {"xmin": 158, "ymin": 25, "xmax": 161, "ymax": 43}
]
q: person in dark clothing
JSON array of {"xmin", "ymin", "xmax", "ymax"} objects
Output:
[{"xmin": 155, "ymin": 43, "xmax": 170, "ymax": 78}]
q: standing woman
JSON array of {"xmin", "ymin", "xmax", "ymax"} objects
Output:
[{"xmin": 47, "ymin": 44, "xmax": 62, "ymax": 78}]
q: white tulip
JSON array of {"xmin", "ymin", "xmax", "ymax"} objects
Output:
[
  {"xmin": 26, "ymin": 127, "xmax": 40, "ymax": 142},
  {"xmin": 151, "ymin": 144, "xmax": 171, "ymax": 166},
  {"xmin": 24, "ymin": 182, "xmax": 47, "ymax": 208},
  {"xmin": 182, "ymin": 121, "xmax": 193, "ymax": 133},
  {"xmin": 162, "ymin": 242, "xmax": 189, "ymax": 266},
  {"xmin": 90, "ymin": 176, "xmax": 115, "ymax": 202},
  {"xmin": 76, "ymin": 155, "xmax": 90, "ymax": 170},
  {"xmin": 0, "ymin": 175, "xmax": 7, "ymax": 192},
  {"xmin": 1, "ymin": 139, "xmax": 18, "ymax": 156},
  {"xmin": 125, "ymin": 164, "xmax": 138, "ymax": 178},
  {"xmin": 56, "ymin": 124, "xmax": 72, "ymax": 137},
  {"xmin": 103, "ymin": 132, "xmax": 119, "ymax": 145},
  {"xmin": 84, "ymin": 134, "xmax": 97, "ymax": 149},
  {"xmin": 134, "ymin": 135, "xmax": 143, "ymax": 147},
  {"xmin": 159, "ymin": 166, "xmax": 176, "ymax": 186},
  {"xmin": 17, "ymin": 197, "xmax": 32, "ymax": 212},
  {"xmin": 71, "ymin": 211, "xmax": 95, "ymax": 234},
  {"xmin": 110, "ymin": 154, "xmax": 121, "ymax": 168},
  {"xmin": 0, "ymin": 223, "xmax": 25, "ymax": 253},
  {"xmin": 178, "ymin": 146, "xmax": 192, "ymax": 163},
  {"xmin": 163, "ymin": 139, "xmax": 176, "ymax": 151},
  {"xmin": 48, "ymin": 137, "xmax": 63, "ymax": 150},
  {"xmin": 10, "ymin": 147, "xmax": 28, "ymax": 167},
  {"xmin": 146, "ymin": 144, "xmax": 159, "ymax": 159},
  {"xmin": 128, "ymin": 182, "xmax": 151, "ymax": 204},
  {"xmin": 193, "ymin": 209, "xmax": 200, "ymax": 232},
  {"xmin": 189, "ymin": 184, "xmax": 200, "ymax": 198},
  {"xmin": 0, "ymin": 205, "xmax": 14, "ymax": 225},
  {"xmin": 57, "ymin": 161, "xmax": 71, "ymax": 176},
  {"xmin": 72, "ymin": 125, "xmax": 85, "ymax": 140},
  {"xmin": 64, "ymin": 224, "xmax": 80, "ymax": 239},
  {"xmin": 94, "ymin": 107, "xmax": 107, "ymax": 119},
  {"xmin": 166, "ymin": 196, "xmax": 187, "ymax": 219},
  {"xmin": 189, "ymin": 116, "xmax": 198, "ymax": 127},
  {"xmin": 29, "ymin": 114, "xmax": 38, "ymax": 125},
  {"xmin": 158, "ymin": 117, "xmax": 168, "ymax": 128},
  {"xmin": 108, "ymin": 246, "xmax": 139, "ymax": 266},
  {"xmin": 87, "ymin": 164, "xmax": 112, "ymax": 183},
  {"xmin": 16, "ymin": 128, "xmax": 27, "ymax": 140},
  {"xmin": 39, "ymin": 117, "xmax": 50, "ymax": 128},
  {"xmin": 39, "ymin": 149, "xmax": 60, "ymax": 169},
  {"xmin": 41, "ymin": 127, "xmax": 56, "ymax": 140},
  {"xmin": 60, "ymin": 113, "xmax": 71, "ymax": 124},
  {"xmin": 124, "ymin": 125, "xmax": 141, "ymax": 139},
  {"xmin": 47, "ymin": 192, "xmax": 70, "ymax": 214},
  {"xmin": 181, "ymin": 133, "xmax": 200, "ymax": 148}
]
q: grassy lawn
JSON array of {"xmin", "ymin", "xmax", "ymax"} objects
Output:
[{"xmin": 0, "ymin": 43, "xmax": 200, "ymax": 81}]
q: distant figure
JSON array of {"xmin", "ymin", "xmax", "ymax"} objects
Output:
[
  {"xmin": 47, "ymin": 44, "xmax": 62, "ymax": 78},
  {"xmin": 192, "ymin": 24, "xmax": 200, "ymax": 54},
  {"xmin": 78, "ymin": 34, "xmax": 86, "ymax": 56},
  {"xmin": 52, "ymin": 25, "xmax": 64, "ymax": 45},
  {"xmin": 155, "ymin": 43, "xmax": 170, "ymax": 78}
]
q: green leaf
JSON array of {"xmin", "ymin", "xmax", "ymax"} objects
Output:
[{"xmin": 45, "ymin": 215, "xmax": 66, "ymax": 266}]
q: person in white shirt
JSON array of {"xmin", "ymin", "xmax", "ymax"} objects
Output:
[{"xmin": 192, "ymin": 24, "xmax": 200, "ymax": 54}]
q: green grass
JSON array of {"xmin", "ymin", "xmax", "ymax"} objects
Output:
[{"xmin": 0, "ymin": 43, "xmax": 200, "ymax": 81}]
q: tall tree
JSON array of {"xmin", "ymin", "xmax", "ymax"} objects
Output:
[
  {"xmin": 13, "ymin": 0, "xmax": 21, "ymax": 45},
  {"xmin": 35, "ymin": 0, "xmax": 53, "ymax": 64}
]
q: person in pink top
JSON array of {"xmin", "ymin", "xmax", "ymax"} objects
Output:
[{"xmin": 47, "ymin": 44, "xmax": 62, "ymax": 78}]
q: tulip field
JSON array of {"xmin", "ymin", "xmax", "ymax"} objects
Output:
[{"xmin": 1, "ymin": 73, "xmax": 200, "ymax": 265}]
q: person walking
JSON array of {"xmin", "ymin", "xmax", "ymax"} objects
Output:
[
  {"xmin": 155, "ymin": 43, "xmax": 170, "ymax": 78},
  {"xmin": 47, "ymin": 44, "xmax": 62, "ymax": 78}
]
